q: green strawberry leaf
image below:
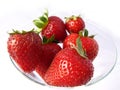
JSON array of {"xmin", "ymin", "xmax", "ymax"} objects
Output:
[
  {"xmin": 39, "ymin": 10, "xmax": 48, "ymax": 22},
  {"xmin": 75, "ymin": 37, "xmax": 87, "ymax": 58},
  {"xmin": 89, "ymin": 35, "xmax": 95, "ymax": 38},
  {"xmin": 33, "ymin": 9, "xmax": 49, "ymax": 33},
  {"xmin": 43, "ymin": 35, "xmax": 59, "ymax": 44},
  {"xmin": 43, "ymin": 36, "xmax": 48, "ymax": 43},
  {"xmin": 33, "ymin": 19, "xmax": 45, "ymax": 29},
  {"xmin": 79, "ymin": 29, "xmax": 95, "ymax": 38},
  {"xmin": 9, "ymin": 28, "xmax": 35, "ymax": 35},
  {"xmin": 84, "ymin": 29, "xmax": 88, "ymax": 37},
  {"xmin": 43, "ymin": 35, "xmax": 55, "ymax": 44},
  {"xmin": 39, "ymin": 16, "xmax": 48, "ymax": 23}
]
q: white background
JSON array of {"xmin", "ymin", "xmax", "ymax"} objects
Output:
[{"xmin": 0, "ymin": 0, "xmax": 120, "ymax": 90}]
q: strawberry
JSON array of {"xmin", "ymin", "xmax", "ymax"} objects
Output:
[
  {"xmin": 33, "ymin": 10, "xmax": 67, "ymax": 42},
  {"xmin": 65, "ymin": 15, "xmax": 85, "ymax": 33},
  {"xmin": 36, "ymin": 43, "xmax": 61, "ymax": 78},
  {"xmin": 44, "ymin": 38, "xmax": 94, "ymax": 87},
  {"xmin": 63, "ymin": 29, "xmax": 99, "ymax": 61},
  {"xmin": 7, "ymin": 29, "xmax": 42, "ymax": 73}
]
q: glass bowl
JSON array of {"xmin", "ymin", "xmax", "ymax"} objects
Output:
[{"xmin": 9, "ymin": 9, "xmax": 117, "ymax": 89}]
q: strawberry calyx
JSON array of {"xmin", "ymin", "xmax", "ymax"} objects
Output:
[
  {"xmin": 71, "ymin": 37, "xmax": 87, "ymax": 59},
  {"xmin": 42, "ymin": 35, "xmax": 59, "ymax": 44},
  {"xmin": 79, "ymin": 29, "xmax": 95, "ymax": 38},
  {"xmin": 33, "ymin": 9, "xmax": 48, "ymax": 32},
  {"xmin": 65, "ymin": 15, "xmax": 81, "ymax": 22},
  {"xmin": 8, "ymin": 28, "xmax": 37, "ymax": 35}
]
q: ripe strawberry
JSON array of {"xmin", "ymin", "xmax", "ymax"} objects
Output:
[
  {"xmin": 44, "ymin": 43, "xmax": 94, "ymax": 87},
  {"xmin": 36, "ymin": 43, "xmax": 61, "ymax": 78},
  {"xmin": 80, "ymin": 37, "xmax": 99, "ymax": 61},
  {"xmin": 7, "ymin": 29, "xmax": 42, "ymax": 73},
  {"xmin": 65, "ymin": 15, "xmax": 85, "ymax": 33},
  {"xmin": 33, "ymin": 10, "xmax": 67, "ymax": 42},
  {"xmin": 63, "ymin": 30, "xmax": 99, "ymax": 61}
]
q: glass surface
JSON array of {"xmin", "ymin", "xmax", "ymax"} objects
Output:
[{"xmin": 9, "ymin": 10, "xmax": 117, "ymax": 88}]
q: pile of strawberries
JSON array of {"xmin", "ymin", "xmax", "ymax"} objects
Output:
[{"xmin": 7, "ymin": 10, "xmax": 99, "ymax": 87}]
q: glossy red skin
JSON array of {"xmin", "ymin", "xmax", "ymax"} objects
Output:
[
  {"xmin": 65, "ymin": 17, "xmax": 85, "ymax": 33},
  {"xmin": 36, "ymin": 43, "xmax": 61, "ymax": 78},
  {"xmin": 80, "ymin": 37, "xmax": 99, "ymax": 61},
  {"xmin": 63, "ymin": 33, "xmax": 79, "ymax": 48},
  {"xmin": 44, "ymin": 48, "xmax": 94, "ymax": 87},
  {"xmin": 7, "ymin": 32, "xmax": 42, "ymax": 73},
  {"xmin": 42, "ymin": 16, "xmax": 67, "ymax": 42},
  {"xmin": 63, "ymin": 33, "xmax": 99, "ymax": 61}
]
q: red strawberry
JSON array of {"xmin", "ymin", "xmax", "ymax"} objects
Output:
[
  {"xmin": 7, "ymin": 29, "xmax": 42, "ymax": 73},
  {"xmin": 44, "ymin": 38, "xmax": 94, "ymax": 87},
  {"xmin": 63, "ymin": 33, "xmax": 79, "ymax": 48},
  {"xmin": 36, "ymin": 43, "xmax": 61, "ymax": 78},
  {"xmin": 33, "ymin": 10, "xmax": 67, "ymax": 42},
  {"xmin": 65, "ymin": 15, "xmax": 85, "ymax": 33},
  {"xmin": 63, "ymin": 30, "xmax": 99, "ymax": 61}
]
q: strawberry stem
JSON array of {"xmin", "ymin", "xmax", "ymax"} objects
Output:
[{"xmin": 79, "ymin": 31, "xmax": 83, "ymax": 37}]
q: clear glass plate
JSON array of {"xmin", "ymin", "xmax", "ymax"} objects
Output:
[{"xmin": 9, "ymin": 10, "xmax": 117, "ymax": 88}]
